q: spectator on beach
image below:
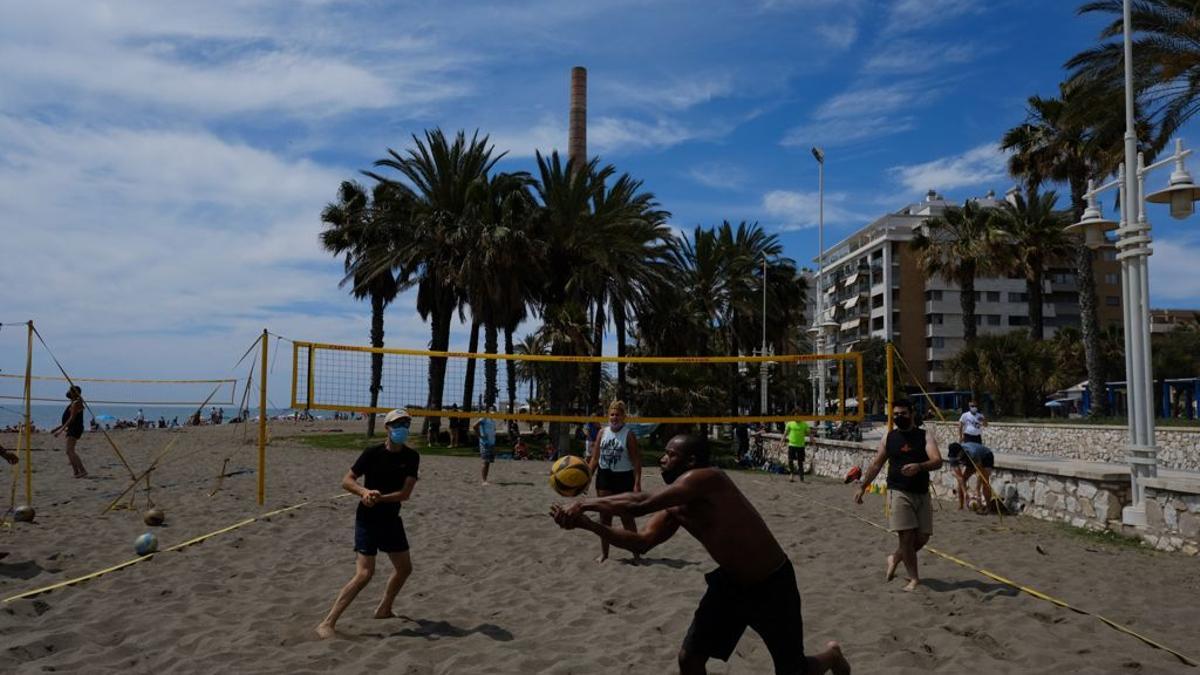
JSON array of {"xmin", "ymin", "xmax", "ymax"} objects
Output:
[
  {"xmin": 51, "ymin": 386, "xmax": 87, "ymax": 478},
  {"xmin": 784, "ymin": 412, "xmax": 811, "ymax": 483},
  {"xmin": 853, "ymin": 398, "xmax": 942, "ymax": 591},
  {"xmin": 947, "ymin": 441, "xmax": 996, "ymax": 511},
  {"xmin": 447, "ymin": 405, "xmax": 462, "ymax": 447},
  {"xmin": 316, "ymin": 409, "xmax": 419, "ymax": 639},
  {"xmin": 734, "ymin": 422, "xmax": 750, "ymax": 460},
  {"xmin": 508, "ymin": 419, "xmax": 520, "ymax": 447},
  {"xmin": 135, "ymin": 408, "xmax": 145, "ymax": 430},
  {"xmin": 959, "ymin": 400, "xmax": 986, "ymax": 444},
  {"xmin": 473, "ymin": 407, "xmax": 497, "ymax": 485},
  {"xmin": 586, "ymin": 400, "xmax": 642, "ymax": 563},
  {"xmin": 0, "ymin": 441, "xmax": 17, "ymax": 560}
]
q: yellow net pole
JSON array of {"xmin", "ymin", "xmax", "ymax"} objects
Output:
[
  {"xmin": 22, "ymin": 321, "xmax": 33, "ymax": 506},
  {"xmin": 258, "ymin": 328, "xmax": 267, "ymax": 506}
]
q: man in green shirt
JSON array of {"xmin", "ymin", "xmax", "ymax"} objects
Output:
[{"xmin": 784, "ymin": 411, "xmax": 811, "ymax": 483}]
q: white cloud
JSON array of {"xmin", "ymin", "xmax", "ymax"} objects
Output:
[
  {"xmin": 816, "ymin": 21, "xmax": 859, "ymax": 49},
  {"xmin": 688, "ymin": 162, "xmax": 749, "ymax": 191},
  {"xmin": 863, "ymin": 42, "xmax": 978, "ymax": 74},
  {"xmin": 885, "ymin": 0, "xmax": 983, "ymax": 34},
  {"xmin": 783, "ymin": 115, "xmax": 917, "ymax": 148},
  {"xmin": 492, "ymin": 115, "xmax": 716, "ymax": 159},
  {"xmin": 761, "ymin": 190, "xmax": 871, "ymax": 230},
  {"xmin": 608, "ymin": 75, "xmax": 735, "ymax": 111},
  {"xmin": 1150, "ymin": 236, "xmax": 1200, "ymax": 303},
  {"xmin": 783, "ymin": 83, "xmax": 939, "ymax": 147},
  {"xmin": 888, "ymin": 143, "xmax": 1009, "ymax": 193}
]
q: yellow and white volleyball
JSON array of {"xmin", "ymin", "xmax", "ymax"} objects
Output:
[{"xmin": 549, "ymin": 455, "xmax": 592, "ymax": 497}]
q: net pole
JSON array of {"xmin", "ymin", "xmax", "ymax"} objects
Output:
[
  {"xmin": 258, "ymin": 328, "xmax": 267, "ymax": 506},
  {"xmin": 838, "ymin": 357, "xmax": 846, "ymax": 419},
  {"xmin": 886, "ymin": 343, "xmax": 895, "ymax": 432},
  {"xmin": 22, "ymin": 321, "xmax": 33, "ymax": 506}
]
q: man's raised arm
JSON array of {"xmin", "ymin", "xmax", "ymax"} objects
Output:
[{"xmin": 574, "ymin": 469, "xmax": 712, "ymax": 519}]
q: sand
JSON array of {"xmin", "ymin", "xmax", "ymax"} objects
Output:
[{"xmin": 1, "ymin": 422, "xmax": 1198, "ymax": 674}]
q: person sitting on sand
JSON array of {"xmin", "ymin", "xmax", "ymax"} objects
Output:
[
  {"xmin": 551, "ymin": 434, "xmax": 851, "ymax": 675},
  {"xmin": 946, "ymin": 441, "xmax": 995, "ymax": 511},
  {"xmin": 317, "ymin": 409, "xmax": 420, "ymax": 639},
  {"xmin": 853, "ymin": 398, "xmax": 942, "ymax": 592},
  {"xmin": 51, "ymin": 385, "xmax": 87, "ymax": 478}
]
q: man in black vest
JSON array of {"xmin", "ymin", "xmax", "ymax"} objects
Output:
[{"xmin": 853, "ymin": 398, "xmax": 942, "ymax": 591}]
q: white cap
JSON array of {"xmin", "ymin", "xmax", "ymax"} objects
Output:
[{"xmin": 384, "ymin": 409, "xmax": 411, "ymax": 424}]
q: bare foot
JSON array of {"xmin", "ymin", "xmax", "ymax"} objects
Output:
[
  {"xmin": 903, "ymin": 579, "xmax": 920, "ymax": 592},
  {"xmin": 373, "ymin": 608, "xmax": 395, "ymax": 619},
  {"xmin": 481, "ymin": 481, "xmax": 490, "ymax": 486},
  {"xmin": 823, "ymin": 640, "xmax": 851, "ymax": 675},
  {"xmin": 315, "ymin": 623, "xmax": 337, "ymax": 639},
  {"xmin": 595, "ymin": 554, "xmax": 608, "ymax": 563},
  {"xmin": 885, "ymin": 555, "xmax": 899, "ymax": 582}
]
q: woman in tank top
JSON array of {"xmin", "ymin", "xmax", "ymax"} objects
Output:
[
  {"xmin": 51, "ymin": 385, "xmax": 87, "ymax": 478},
  {"xmin": 586, "ymin": 400, "xmax": 642, "ymax": 563}
]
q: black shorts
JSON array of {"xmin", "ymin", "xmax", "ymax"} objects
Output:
[
  {"xmin": 963, "ymin": 433, "xmax": 982, "ymax": 444},
  {"xmin": 973, "ymin": 449, "xmax": 995, "ymax": 469},
  {"xmin": 787, "ymin": 446, "xmax": 806, "ymax": 463},
  {"xmin": 354, "ymin": 518, "xmax": 410, "ymax": 556},
  {"xmin": 595, "ymin": 468, "xmax": 635, "ymax": 494},
  {"xmin": 682, "ymin": 560, "xmax": 806, "ymax": 673}
]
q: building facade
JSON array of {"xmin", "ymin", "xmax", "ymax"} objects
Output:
[{"xmin": 807, "ymin": 190, "xmax": 1123, "ymax": 392}]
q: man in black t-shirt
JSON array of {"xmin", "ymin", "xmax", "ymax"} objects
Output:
[
  {"xmin": 853, "ymin": 399, "xmax": 942, "ymax": 592},
  {"xmin": 317, "ymin": 409, "xmax": 420, "ymax": 639}
]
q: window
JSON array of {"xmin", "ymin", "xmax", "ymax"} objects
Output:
[
  {"xmin": 1103, "ymin": 250, "xmax": 1117, "ymax": 261},
  {"xmin": 925, "ymin": 290, "xmax": 943, "ymax": 301},
  {"xmin": 928, "ymin": 360, "xmax": 945, "ymax": 371},
  {"xmin": 1104, "ymin": 273, "xmax": 1118, "ymax": 285},
  {"xmin": 927, "ymin": 313, "xmax": 944, "ymax": 325},
  {"xmin": 974, "ymin": 291, "xmax": 982, "ymax": 302},
  {"xmin": 1008, "ymin": 292, "xmax": 1028, "ymax": 303},
  {"xmin": 1008, "ymin": 315, "xmax": 1029, "ymax": 326},
  {"xmin": 987, "ymin": 315, "xmax": 1001, "ymax": 326},
  {"xmin": 926, "ymin": 336, "xmax": 945, "ymax": 349},
  {"xmin": 1106, "ymin": 296, "xmax": 1121, "ymax": 306},
  {"xmin": 872, "ymin": 294, "xmax": 884, "ymax": 309},
  {"xmin": 872, "ymin": 316, "xmax": 884, "ymax": 330},
  {"xmin": 987, "ymin": 291, "xmax": 1000, "ymax": 302}
]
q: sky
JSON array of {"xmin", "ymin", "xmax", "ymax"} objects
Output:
[{"xmin": 3, "ymin": 0, "xmax": 1200, "ymax": 403}]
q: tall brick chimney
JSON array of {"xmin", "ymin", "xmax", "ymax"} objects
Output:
[{"xmin": 569, "ymin": 66, "xmax": 587, "ymax": 174}]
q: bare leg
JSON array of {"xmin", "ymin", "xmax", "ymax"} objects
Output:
[
  {"xmin": 65, "ymin": 437, "xmax": 86, "ymax": 477},
  {"xmin": 481, "ymin": 461, "xmax": 490, "ymax": 485},
  {"xmin": 316, "ymin": 554, "xmax": 375, "ymax": 638},
  {"xmin": 374, "ymin": 550, "xmax": 412, "ymax": 618},
  {"xmin": 620, "ymin": 514, "xmax": 640, "ymax": 563},
  {"xmin": 897, "ymin": 530, "xmax": 920, "ymax": 591},
  {"xmin": 806, "ymin": 641, "xmax": 852, "ymax": 675},
  {"xmin": 788, "ymin": 456, "xmax": 797, "ymax": 482},
  {"xmin": 978, "ymin": 468, "xmax": 992, "ymax": 505},
  {"xmin": 596, "ymin": 489, "xmax": 612, "ymax": 562},
  {"xmin": 960, "ymin": 468, "xmax": 975, "ymax": 509}
]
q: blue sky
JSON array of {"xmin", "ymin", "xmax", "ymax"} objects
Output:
[{"xmin": 2, "ymin": 0, "xmax": 1200, "ymax": 400}]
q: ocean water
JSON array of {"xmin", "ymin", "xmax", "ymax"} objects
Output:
[{"xmin": 0, "ymin": 404, "xmax": 301, "ymax": 431}]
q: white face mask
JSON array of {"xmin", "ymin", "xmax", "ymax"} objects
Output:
[{"xmin": 970, "ymin": 406, "xmax": 979, "ymax": 414}]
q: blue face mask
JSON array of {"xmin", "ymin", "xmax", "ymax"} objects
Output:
[{"xmin": 388, "ymin": 427, "xmax": 409, "ymax": 445}]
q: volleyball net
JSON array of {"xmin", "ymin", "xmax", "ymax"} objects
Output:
[
  {"xmin": 290, "ymin": 340, "xmax": 865, "ymax": 424},
  {"xmin": 0, "ymin": 374, "xmax": 237, "ymax": 410}
]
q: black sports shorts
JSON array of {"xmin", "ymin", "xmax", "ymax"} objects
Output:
[
  {"xmin": 595, "ymin": 468, "xmax": 635, "ymax": 494},
  {"xmin": 682, "ymin": 560, "xmax": 806, "ymax": 673}
]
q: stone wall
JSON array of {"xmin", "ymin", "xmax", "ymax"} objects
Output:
[
  {"xmin": 927, "ymin": 421, "xmax": 1200, "ymax": 472},
  {"xmin": 757, "ymin": 433, "xmax": 1197, "ymax": 554}
]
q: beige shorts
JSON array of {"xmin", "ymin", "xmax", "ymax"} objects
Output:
[{"xmin": 889, "ymin": 489, "xmax": 933, "ymax": 535}]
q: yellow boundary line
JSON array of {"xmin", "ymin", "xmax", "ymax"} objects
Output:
[
  {"xmin": 2, "ymin": 493, "xmax": 352, "ymax": 604},
  {"xmin": 792, "ymin": 490, "xmax": 1198, "ymax": 668}
]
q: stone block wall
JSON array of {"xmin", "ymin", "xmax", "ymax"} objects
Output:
[
  {"xmin": 927, "ymin": 421, "xmax": 1200, "ymax": 471},
  {"xmin": 1142, "ymin": 488, "xmax": 1200, "ymax": 555}
]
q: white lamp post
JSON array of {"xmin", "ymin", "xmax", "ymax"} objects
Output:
[
  {"xmin": 1067, "ymin": 0, "xmax": 1200, "ymax": 524},
  {"xmin": 810, "ymin": 146, "xmax": 834, "ymax": 418}
]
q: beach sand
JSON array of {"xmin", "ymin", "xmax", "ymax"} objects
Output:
[{"xmin": 1, "ymin": 422, "xmax": 1197, "ymax": 673}]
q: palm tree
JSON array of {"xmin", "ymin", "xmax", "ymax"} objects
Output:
[
  {"xmin": 1000, "ymin": 89, "xmax": 1127, "ymax": 414},
  {"xmin": 514, "ymin": 332, "xmax": 550, "ymax": 405},
  {"xmin": 910, "ymin": 200, "xmax": 1004, "ymax": 343},
  {"xmin": 319, "ymin": 180, "xmax": 406, "ymax": 437},
  {"xmin": 366, "ymin": 129, "xmax": 503, "ymax": 439},
  {"xmin": 994, "ymin": 189, "xmax": 1074, "ymax": 340},
  {"xmin": 948, "ymin": 332, "xmax": 1056, "ymax": 417},
  {"xmin": 1066, "ymin": 0, "xmax": 1200, "ymax": 155}
]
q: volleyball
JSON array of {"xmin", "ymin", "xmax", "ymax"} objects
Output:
[
  {"xmin": 134, "ymin": 532, "xmax": 159, "ymax": 556},
  {"xmin": 549, "ymin": 455, "xmax": 591, "ymax": 497},
  {"xmin": 13, "ymin": 505, "xmax": 35, "ymax": 522}
]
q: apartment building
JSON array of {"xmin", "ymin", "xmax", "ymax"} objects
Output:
[
  {"xmin": 1150, "ymin": 308, "xmax": 1200, "ymax": 334},
  {"xmin": 806, "ymin": 189, "xmax": 1123, "ymax": 390}
]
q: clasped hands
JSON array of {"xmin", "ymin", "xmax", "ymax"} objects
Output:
[
  {"xmin": 360, "ymin": 489, "xmax": 382, "ymax": 507},
  {"xmin": 549, "ymin": 502, "xmax": 586, "ymax": 529}
]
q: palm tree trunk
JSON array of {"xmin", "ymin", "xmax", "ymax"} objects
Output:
[
  {"xmin": 589, "ymin": 302, "xmax": 604, "ymax": 412},
  {"xmin": 462, "ymin": 318, "xmax": 481, "ymax": 412},
  {"xmin": 367, "ymin": 292, "xmax": 385, "ymax": 438},
  {"xmin": 960, "ymin": 263, "xmax": 978, "ymax": 342},
  {"xmin": 729, "ymin": 328, "xmax": 741, "ymax": 416},
  {"xmin": 484, "ymin": 322, "xmax": 499, "ymax": 408},
  {"xmin": 1071, "ymin": 178, "xmax": 1107, "ymax": 416},
  {"xmin": 505, "ymin": 327, "xmax": 517, "ymax": 414},
  {"xmin": 614, "ymin": 304, "xmax": 627, "ymax": 400},
  {"xmin": 1027, "ymin": 266, "xmax": 1045, "ymax": 341},
  {"xmin": 423, "ymin": 288, "xmax": 455, "ymax": 441}
]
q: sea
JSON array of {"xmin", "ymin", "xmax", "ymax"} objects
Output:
[{"xmin": 0, "ymin": 404, "xmax": 307, "ymax": 431}]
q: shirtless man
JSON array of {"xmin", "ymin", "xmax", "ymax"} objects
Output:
[{"xmin": 551, "ymin": 434, "xmax": 850, "ymax": 675}]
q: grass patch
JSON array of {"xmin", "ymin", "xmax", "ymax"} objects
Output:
[{"xmin": 1055, "ymin": 522, "xmax": 1152, "ymax": 552}]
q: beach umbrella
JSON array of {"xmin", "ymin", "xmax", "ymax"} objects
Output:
[{"xmin": 95, "ymin": 414, "xmax": 117, "ymax": 422}]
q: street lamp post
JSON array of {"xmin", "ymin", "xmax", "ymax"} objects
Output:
[
  {"xmin": 810, "ymin": 147, "xmax": 829, "ymax": 417},
  {"xmin": 1067, "ymin": 0, "xmax": 1200, "ymax": 523},
  {"xmin": 761, "ymin": 256, "xmax": 769, "ymax": 416}
]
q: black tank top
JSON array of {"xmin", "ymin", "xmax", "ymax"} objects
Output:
[
  {"xmin": 62, "ymin": 402, "xmax": 84, "ymax": 437},
  {"xmin": 885, "ymin": 428, "xmax": 929, "ymax": 494}
]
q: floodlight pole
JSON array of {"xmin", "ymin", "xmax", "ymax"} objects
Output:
[
  {"xmin": 812, "ymin": 147, "xmax": 827, "ymax": 418},
  {"xmin": 761, "ymin": 257, "xmax": 769, "ymax": 416}
]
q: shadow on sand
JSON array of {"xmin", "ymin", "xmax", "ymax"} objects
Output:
[
  {"xmin": 384, "ymin": 616, "xmax": 515, "ymax": 642},
  {"xmin": 922, "ymin": 578, "xmax": 1019, "ymax": 597}
]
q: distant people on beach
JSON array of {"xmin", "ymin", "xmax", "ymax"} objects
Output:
[
  {"xmin": 316, "ymin": 409, "xmax": 419, "ymax": 639},
  {"xmin": 51, "ymin": 386, "xmax": 87, "ymax": 478},
  {"xmin": 135, "ymin": 408, "xmax": 145, "ymax": 430},
  {"xmin": 551, "ymin": 434, "xmax": 851, "ymax": 674}
]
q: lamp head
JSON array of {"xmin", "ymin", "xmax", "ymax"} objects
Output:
[
  {"xmin": 1066, "ymin": 200, "xmax": 1118, "ymax": 250},
  {"xmin": 811, "ymin": 147, "xmax": 824, "ymax": 164},
  {"xmin": 1146, "ymin": 138, "xmax": 1200, "ymax": 219}
]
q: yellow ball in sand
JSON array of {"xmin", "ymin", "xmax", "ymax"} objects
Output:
[
  {"xmin": 143, "ymin": 508, "xmax": 165, "ymax": 527},
  {"xmin": 13, "ymin": 505, "xmax": 35, "ymax": 522},
  {"xmin": 549, "ymin": 455, "xmax": 592, "ymax": 497}
]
